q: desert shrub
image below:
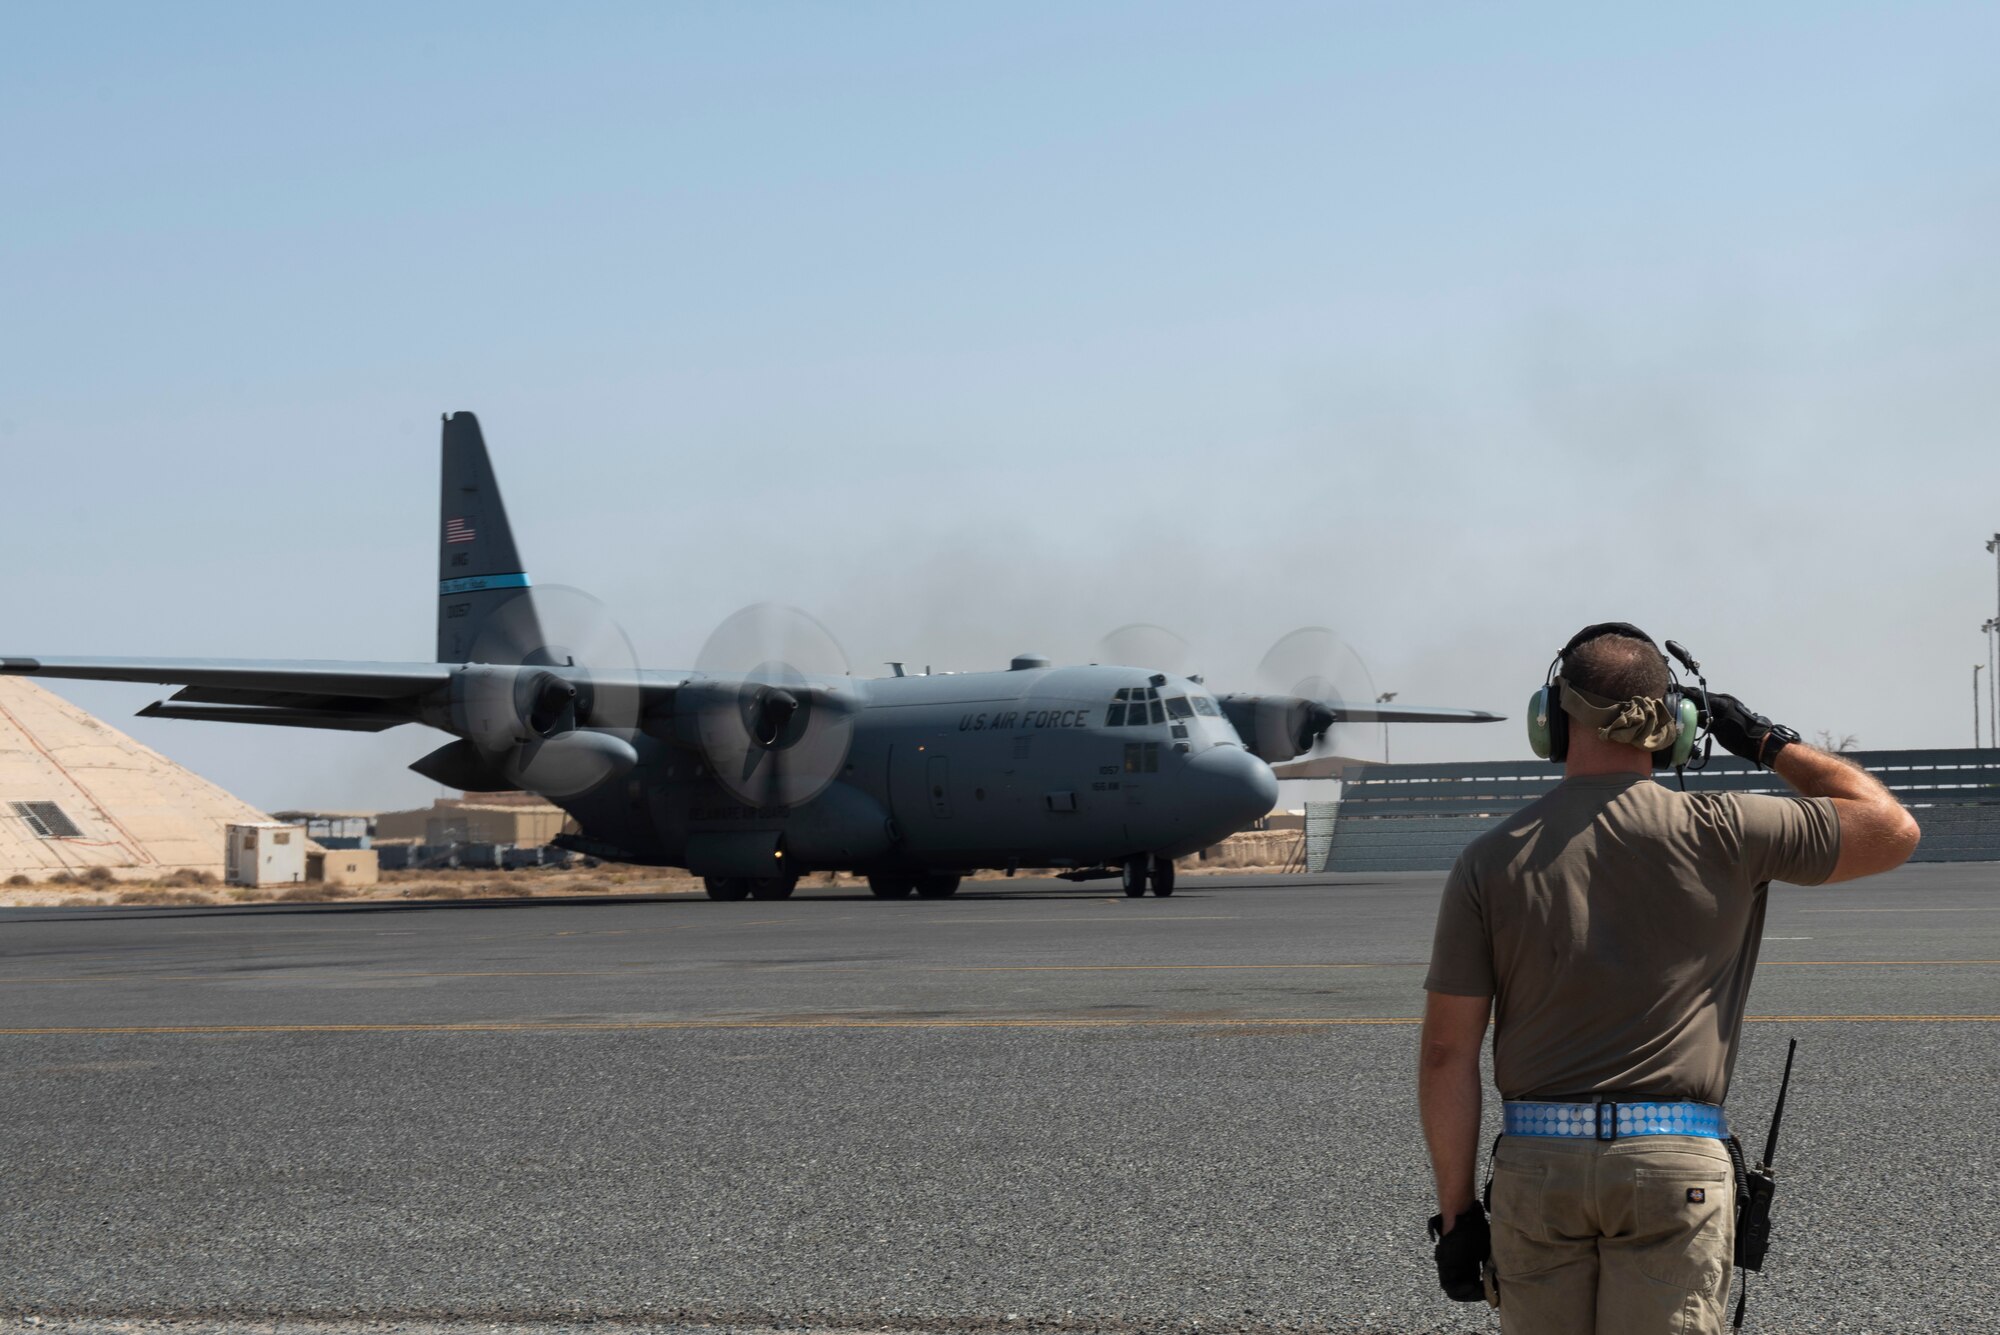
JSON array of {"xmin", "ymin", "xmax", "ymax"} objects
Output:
[
  {"xmin": 164, "ymin": 868, "xmax": 217, "ymax": 886},
  {"xmin": 275, "ymin": 885, "xmax": 353, "ymax": 902},
  {"xmin": 5, "ymin": 874, "xmax": 31, "ymax": 886},
  {"xmin": 81, "ymin": 866, "xmax": 115, "ymax": 885},
  {"xmin": 402, "ymin": 882, "xmax": 473, "ymax": 899},
  {"xmin": 115, "ymin": 887, "xmax": 212, "ymax": 906},
  {"xmin": 568, "ymin": 879, "xmax": 613, "ymax": 893},
  {"xmin": 46, "ymin": 872, "xmax": 78, "ymax": 885}
]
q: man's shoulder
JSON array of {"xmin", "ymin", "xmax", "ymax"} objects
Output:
[
  {"xmin": 1451, "ymin": 778, "xmax": 1733, "ymax": 876},
  {"xmin": 1451, "ymin": 798, "xmax": 1554, "ymax": 877},
  {"xmin": 1649, "ymin": 784, "xmax": 1819, "ymax": 841}
]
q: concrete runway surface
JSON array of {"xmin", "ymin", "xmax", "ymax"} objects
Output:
[{"xmin": 2, "ymin": 865, "xmax": 1996, "ymax": 1334}]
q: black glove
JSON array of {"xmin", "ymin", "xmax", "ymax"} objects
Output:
[
  {"xmin": 1429, "ymin": 1204, "xmax": 1490, "ymax": 1302},
  {"xmin": 1702, "ymin": 692, "xmax": 1799, "ymax": 768}
]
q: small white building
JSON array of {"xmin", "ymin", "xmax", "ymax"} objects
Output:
[{"xmin": 225, "ymin": 822, "xmax": 306, "ymax": 887}]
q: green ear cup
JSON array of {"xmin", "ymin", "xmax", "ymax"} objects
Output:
[
  {"xmin": 1666, "ymin": 694, "xmax": 1699, "ymax": 768},
  {"xmin": 1527, "ymin": 686, "xmax": 1555, "ymax": 759}
]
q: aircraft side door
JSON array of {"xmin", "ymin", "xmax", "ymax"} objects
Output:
[{"xmin": 927, "ymin": 754, "xmax": 952, "ymax": 819}]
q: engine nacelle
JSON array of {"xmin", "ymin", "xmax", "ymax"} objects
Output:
[
  {"xmin": 421, "ymin": 664, "xmax": 641, "ymax": 798},
  {"xmin": 446, "ymin": 665, "xmax": 577, "ymax": 752},
  {"xmin": 673, "ymin": 677, "xmax": 811, "ymax": 752},
  {"xmin": 1218, "ymin": 693, "xmax": 1336, "ymax": 763}
]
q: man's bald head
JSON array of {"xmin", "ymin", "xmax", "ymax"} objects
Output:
[{"xmin": 1565, "ymin": 630, "xmax": 1669, "ymax": 704}]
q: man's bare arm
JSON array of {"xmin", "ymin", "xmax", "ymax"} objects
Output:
[
  {"xmin": 1418, "ymin": 990, "xmax": 1491, "ymax": 1227},
  {"xmin": 1702, "ymin": 691, "xmax": 1920, "ymax": 883},
  {"xmin": 1772, "ymin": 744, "xmax": 1920, "ymax": 882}
]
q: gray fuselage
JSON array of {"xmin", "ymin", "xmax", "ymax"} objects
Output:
[{"xmin": 564, "ymin": 663, "xmax": 1278, "ymax": 876}]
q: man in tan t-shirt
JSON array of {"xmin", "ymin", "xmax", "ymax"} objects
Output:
[{"xmin": 1417, "ymin": 623, "xmax": 1919, "ymax": 1335}]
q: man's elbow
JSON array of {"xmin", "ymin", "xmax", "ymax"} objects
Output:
[
  {"xmin": 1874, "ymin": 802, "xmax": 1922, "ymax": 871},
  {"xmin": 1890, "ymin": 807, "xmax": 1921, "ymax": 866},
  {"xmin": 1831, "ymin": 805, "xmax": 1922, "ymax": 881}
]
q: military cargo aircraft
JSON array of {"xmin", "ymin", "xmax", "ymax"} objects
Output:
[{"xmin": 1, "ymin": 413, "xmax": 1501, "ymax": 900}]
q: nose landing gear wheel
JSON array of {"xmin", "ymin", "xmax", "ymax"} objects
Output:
[
  {"xmin": 748, "ymin": 876, "xmax": 797, "ymax": 900},
  {"xmin": 913, "ymin": 873, "xmax": 961, "ymax": 899},
  {"xmin": 868, "ymin": 875, "xmax": 916, "ymax": 899},
  {"xmin": 1150, "ymin": 855, "xmax": 1177, "ymax": 897},
  {"xmin": 1122, "ymin": 856, "xmax": 1150, "ymax": 897},
  {"xmin": 704, "ymin": 877, "xmax": 751, "ymax": 902}
]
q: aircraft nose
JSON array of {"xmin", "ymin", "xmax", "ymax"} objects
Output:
[{"xmin": 1184, "ymin": 744, "xmax": 1279, "ymax": 834}]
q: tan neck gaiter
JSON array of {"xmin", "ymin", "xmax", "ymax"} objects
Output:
[{"xmin": 1557, "ymin": 677, "xmax": 1679, "ymax": 752}]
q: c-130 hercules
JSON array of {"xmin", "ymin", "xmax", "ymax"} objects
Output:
[{"xmin": 2, "ymin": 414, "xmax": 1502, "ymax": 900}]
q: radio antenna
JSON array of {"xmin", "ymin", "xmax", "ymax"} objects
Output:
[{"xmin": 1762, "ymin": 1037, "xmax": 1797, "ymax": 1169}]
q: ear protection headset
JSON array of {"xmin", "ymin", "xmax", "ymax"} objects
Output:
[{"xmin": 1527, "ymin": 622, "xmax": 1700, "ymax": 770}]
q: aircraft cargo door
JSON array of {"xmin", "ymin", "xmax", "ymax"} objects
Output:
[{"xmin": 927, "ymin": 755, "xmax": 952, "ymax": 819}]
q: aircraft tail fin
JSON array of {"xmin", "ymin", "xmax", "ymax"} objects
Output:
[{"xmin": 436, "ymin": 411, "xmax": 536, "ymax": 663}]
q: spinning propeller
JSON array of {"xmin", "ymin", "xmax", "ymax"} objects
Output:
[
  {"xmin": 454, "ymin": 585, "xmax": 644, "ymax": 797},
  {"xmin": 1249, "ymin": 626, "xmax": 1385, "ymax": 765},
  {"xmin": 1094, "ymin": 623, "xmax": 1194, "ymax": 678},
  {"xmin": 686, "ymin": 603, "xmax": 857, "ymax": 808}
]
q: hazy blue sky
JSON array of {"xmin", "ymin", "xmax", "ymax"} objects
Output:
[{"xmin": 4, "ymin": 2, "xmax": 1997, "ymax": 810}]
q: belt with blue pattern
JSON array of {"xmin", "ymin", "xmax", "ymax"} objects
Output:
[{"xmin": 1503, "ymin": 1098, "xmax": 1728, "ymax": 1141}]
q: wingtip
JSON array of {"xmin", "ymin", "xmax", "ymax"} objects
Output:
[{"xmin": 0, "ymin": 657, "xmax": 41, "ymax": 673}]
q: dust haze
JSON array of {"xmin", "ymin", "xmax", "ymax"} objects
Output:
[{"xmin": 5, "ymin": 5, "xmax": 1996, "ymax": 811}]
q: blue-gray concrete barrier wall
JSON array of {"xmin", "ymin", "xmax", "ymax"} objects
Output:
[{"xmin": 1306, "ymin": 749, "xmax": 2000, "ymax": 873}]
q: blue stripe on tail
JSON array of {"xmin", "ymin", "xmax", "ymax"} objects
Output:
[{"xmin": 439, "ymin": 572, "xmax": 532, "ymax": 596}]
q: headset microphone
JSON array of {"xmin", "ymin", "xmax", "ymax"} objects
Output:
[{"xmin": 1664, "ymin": 640, "xmax": 1715, "ymax": 777}]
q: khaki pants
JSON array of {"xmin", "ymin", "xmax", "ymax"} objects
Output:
[{"xmin": 1489, "ymin": 1133, "xmax": 1736, "ymax": 1335}]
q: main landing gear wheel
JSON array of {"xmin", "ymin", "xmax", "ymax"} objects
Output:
[
  {"xmin": 704, "ymin": 877, "xmax": 751, "ymax": 902},
  {"xmin": 1150, "ymin": 856, "xmax": 1177, "ymax": 897},
  {"xmin": 913, "ymin": 873, "xmax": 962, "ymax": 899},
  {"xmin": 868, "ymin": 875, "xmax": 915, "ymax": 899},
  {"xmin": 747, "ymin": 876, "xmax": 796, "ymax": 900},
  {"xmin": 1122, "ymin": 856, "xmax": 1150, "ymax": 897}
]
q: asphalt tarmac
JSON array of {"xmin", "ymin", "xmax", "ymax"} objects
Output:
[{"xmin": 3, "ymin": 865, "xmax": 1996, "ymax": 1334}]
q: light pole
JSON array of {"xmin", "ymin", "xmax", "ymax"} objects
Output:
[
  {"xmin": 1987, "ymin": 534, "xmax": 2000, "ymax": 745},
  {"xmin": 1986, "ymin": 620, "xmax": 2000, "ymax": 750},
  {"xmin": 1979, "ymin": 665, "xmax": 1986, "ymax": 749},
  {"xmin": 1376, "ymin": 691, "xmax": 1398, "ymax": 764}
]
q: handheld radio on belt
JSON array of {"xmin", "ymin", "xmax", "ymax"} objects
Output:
[{"xmin": 1727, "ymin": 1038, "xmax": 1798, "ymax": 1329}]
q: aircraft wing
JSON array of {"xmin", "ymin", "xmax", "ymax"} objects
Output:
[
  {"xmin": 0, "ymin": 656, "xmax": 457, "ymax": 732},
  {"xmin": 0, "ymin": 656, "xmax": 453, "ymax": 696},
  {"xmin": 0, "ymin": 656, "xmax": 691, "ymax": 733},
  {"xmin": 1324, "ymin": 703, "xmax": 1504, "ymax": 724}
]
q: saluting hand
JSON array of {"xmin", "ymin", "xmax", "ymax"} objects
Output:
[{"xmin": 1700, "ymin": 691, "xmax": 1798, "ymax": 769}]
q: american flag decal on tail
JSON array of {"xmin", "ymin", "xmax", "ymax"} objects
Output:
[{"xmin": 445, "ymin": 517, "xmax": 477, "ymax": 544}]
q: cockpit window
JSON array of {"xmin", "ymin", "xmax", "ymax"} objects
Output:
[
  {"xmin": 1191, "ymin": 695, "xmax": 1220, "ymax": 717},
  {"xmin": 1108, "ymin": 684, "xmax": 1170, "ymax": 726}
]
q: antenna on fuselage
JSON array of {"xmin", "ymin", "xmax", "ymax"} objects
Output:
[{"xmin": 886, "ymin": 662, "xmax": 906, "ymax": 678}]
